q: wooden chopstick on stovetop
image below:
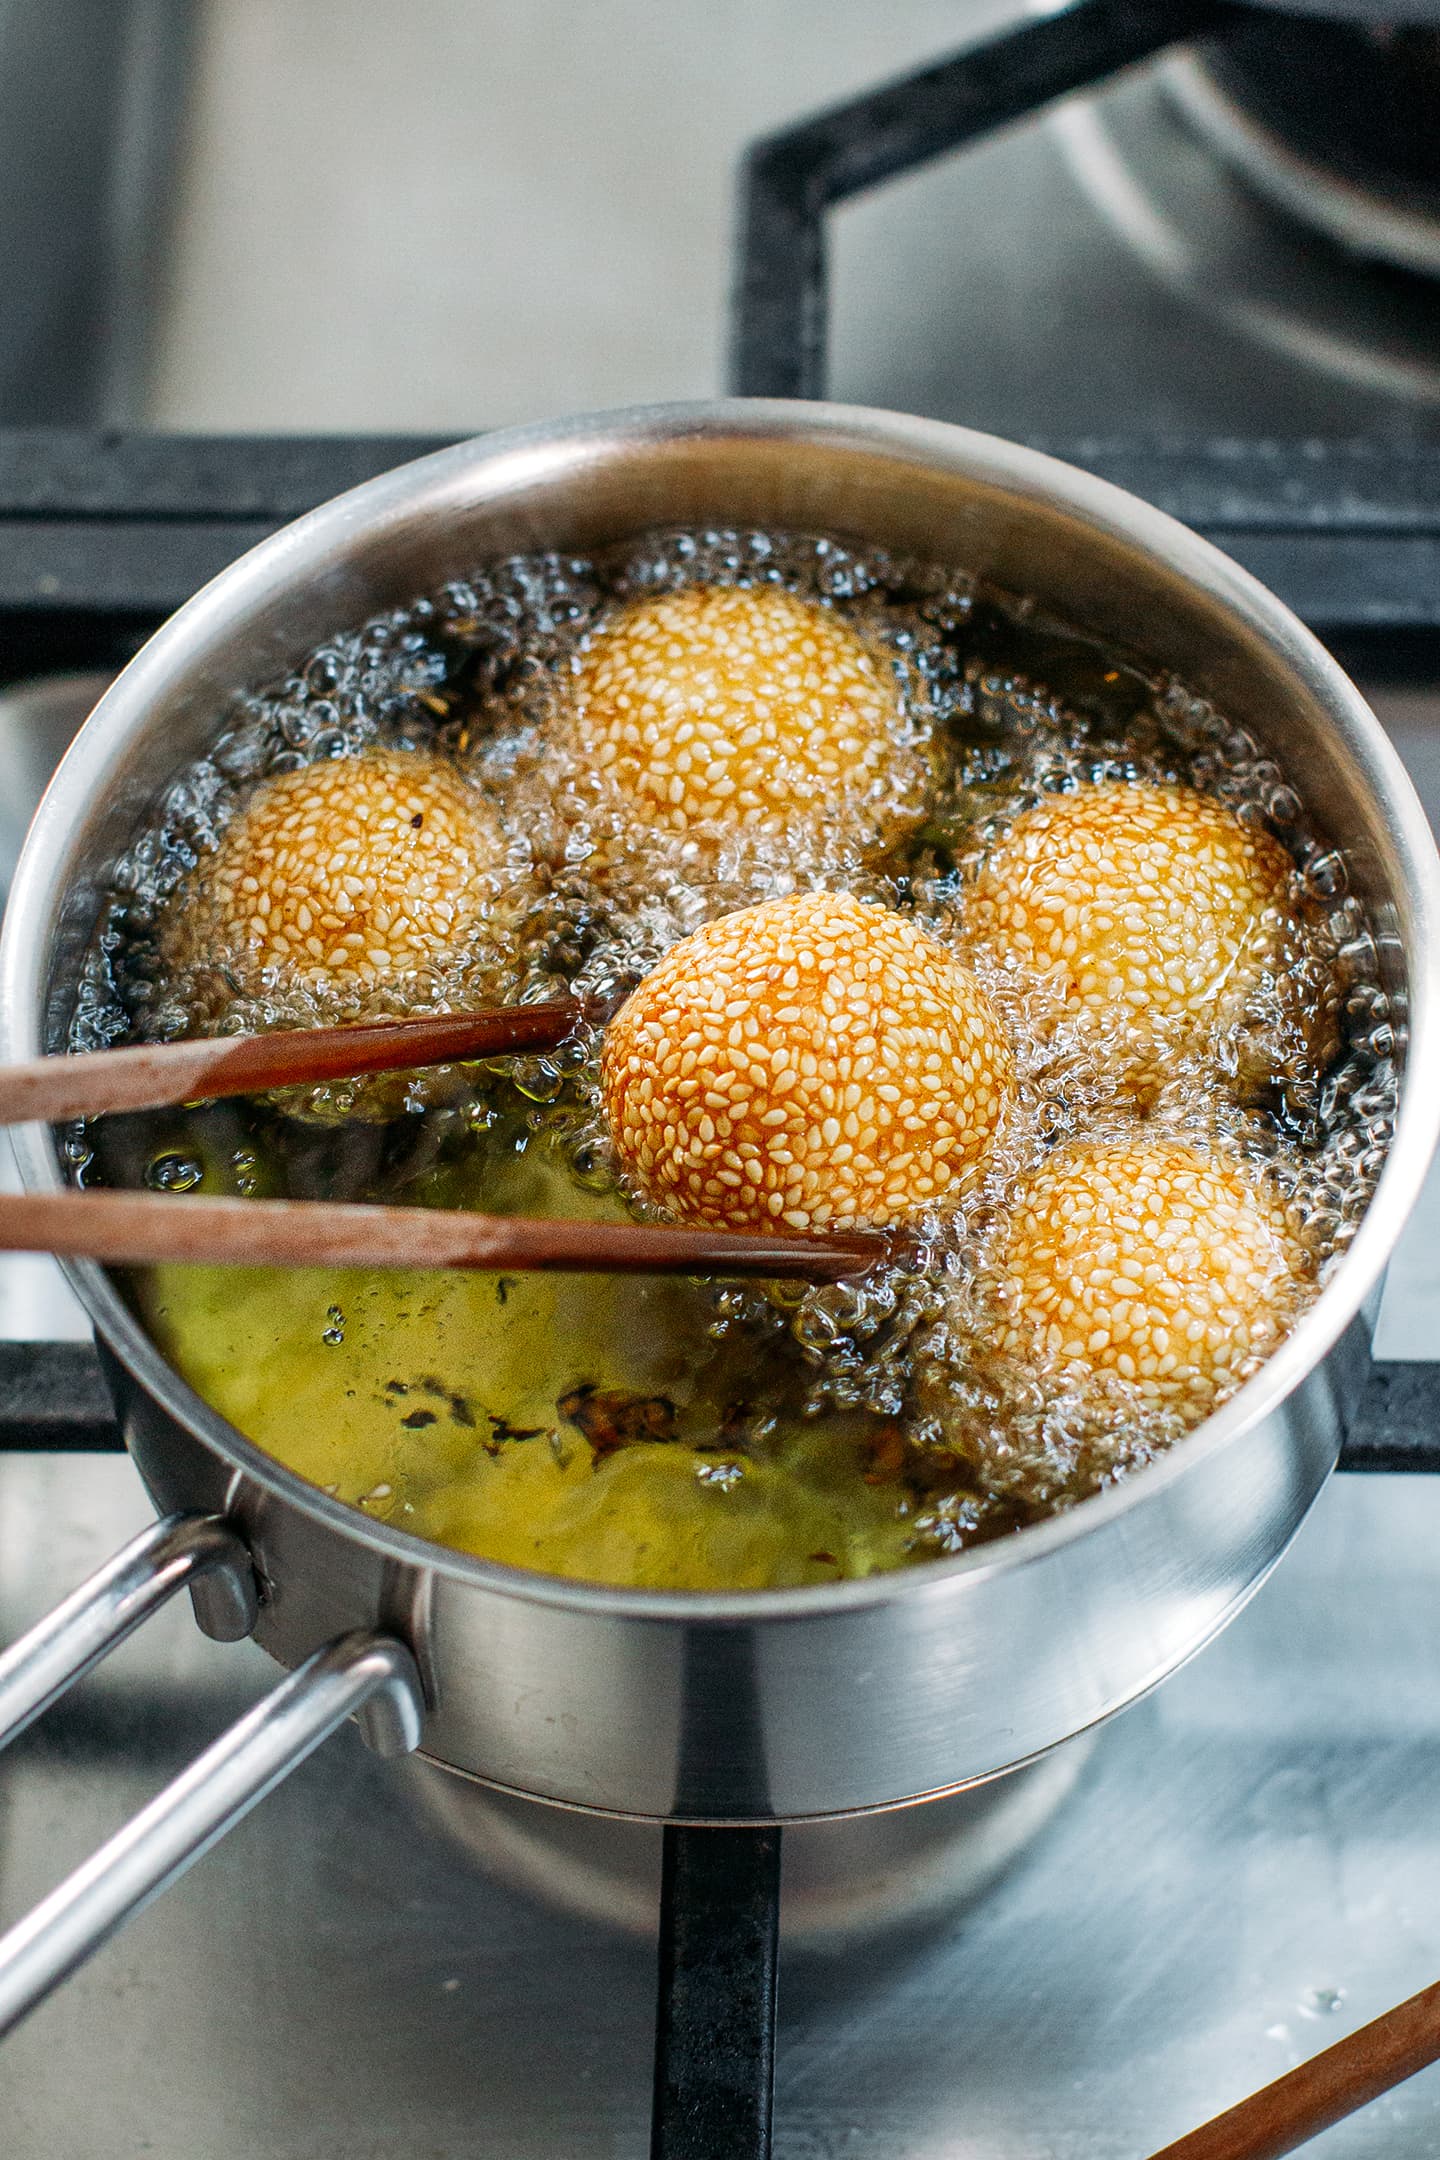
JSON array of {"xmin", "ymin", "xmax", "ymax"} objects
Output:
[
  {"xmin": 0, "ymin": 999, "xmax": 594, "ymax": 1126},
  {"xmin": 1147, "ymin": 1970, "xmax": 1440, "ymax": 2160}
]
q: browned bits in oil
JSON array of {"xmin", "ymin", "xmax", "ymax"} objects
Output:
[
  {"xmin": 160, "ymin": 749, "xmax": 507, "ymax": 1005},
  {"xmin": 965, "ymin": 781, "xmax": 1299, "ymax": 1063},
  {"xmin": 559, "ymin": 1384, "xmax": 679, "ymax": 1463},
  {"xmin": 601, "ymin": 890, "xmax": 1014, "ymax": 1233},
  {"xmin": 993, "ymin": 1139, "xmax": 1304, "ymax": 1413},
  {"xmin": 566, "ymin": 584, "xmax": 915, "ymax": 845}
]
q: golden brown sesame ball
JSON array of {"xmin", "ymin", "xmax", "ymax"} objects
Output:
[
  {"xmin": 601, "ymin": 891, "xmax": 1014, "ymax": 1233},
  {"xmin": 162, "ymin": 749, "xmax": 507, "ymax": 1007},
  {"xmin": 965, "ymin": 782, "xmax": 1298, "ymax": 1063},
  {"xmin": 993, "ymin": 1140, "xmax": 1304, "ymax": 1411},
  {"xmin": 567, "ymin": 584, "xmax": 914, "ymax": 845}
]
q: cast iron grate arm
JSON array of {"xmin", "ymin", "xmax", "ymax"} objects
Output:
[
  {"xmin": 2, "ymin": 1338, "xmax": 1432, "ymax": 1468},
  {"xmin": 731, "ymin": 0, "xmax": 1248, "ymax": 402}
]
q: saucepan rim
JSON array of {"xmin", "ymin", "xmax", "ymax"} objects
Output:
[{"xmin": 3, "ymin": 398, "xmax": 1437, "ymax": 1625}]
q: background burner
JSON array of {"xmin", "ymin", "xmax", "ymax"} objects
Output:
[{"xmin": 1176, "ymin": 17, "xmax": 1440, "ymax": 278}]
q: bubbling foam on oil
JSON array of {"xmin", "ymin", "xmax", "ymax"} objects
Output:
[{"xmin": 71, "ymin": 531, "xmax": 1398, "ymax": 1568}]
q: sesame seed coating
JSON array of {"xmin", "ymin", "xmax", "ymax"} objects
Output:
[
  {"xmin": 162, "ymin": 749, "xmax": 507, "ymax": 1003},
  {"xmin": 965, "ymin": 781, "xmax": 1297, "ymax": 1058},
  {"xmin": 994, "ymin": 1140, "xmax": 1302, "ymax": 1411},
  {"xmin": 601, "ymin": 890, "xmax": 1014, "ymax": 1232},
  {"xmin": 568, "ymin": 584, "xmax": 910, "ymax": 841}
]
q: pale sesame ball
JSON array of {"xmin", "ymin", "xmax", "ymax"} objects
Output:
[
  {"xmin": 994, "ymin": 1140, "xmax": 1304, "ymax": 1412},
  {"xmin": 601, "ymin": 891, "xmax": 1014, "ymax": 1233},
  {"xmin": 965, "ymin": 782, "xmax": 1298, "ymax": 1060},
  {"xmin": 568, "ymin": 584, "xmax": 913, "ymax": 843},
  {"xmin": 162, "ymin": 749, "xmax": 507, "ymax": 1004}
]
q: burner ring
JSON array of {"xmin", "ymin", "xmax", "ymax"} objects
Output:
[
  {"xmin": 1049, "ymin": 66, "xmax": 1440, "ymax": 406},
  {"xmin": 1166, "ymin": 43, "xmax": 1440, "ymax": 280}
]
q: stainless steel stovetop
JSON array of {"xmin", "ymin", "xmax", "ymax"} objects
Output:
[{"xmin": 9, "ymin": 6, "xmax": 1440, "ymax": 2152}]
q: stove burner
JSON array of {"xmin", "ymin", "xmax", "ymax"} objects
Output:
[
  {"xmin": 410, "ymin": 1743, "xmax": 1095, "ymax": 1943},
  {"xmin": 1049, "ymin": 65, "xmax": 1440, "ymax": 405},
  {"xmin": 1180, "ymin": 17, "xmax": 1440, "ymax": 279}
]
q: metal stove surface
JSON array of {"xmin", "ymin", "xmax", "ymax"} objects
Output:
[
  {"xmin": 6, "ymin": 1456, "xmax": 1440, "ymax": 2156},
  {"xmin": 2, "ymin": 657, "xmax": 1440, "ymax": 2153}
]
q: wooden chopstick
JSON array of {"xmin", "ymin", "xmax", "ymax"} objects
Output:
[
  {"xmin": 1, "ymin": 1188, "xmax": 880, "ymax": 1283},
  {"xmin": 1147, "ymin": 1971, "xmax": 1440, "ymax": 2160},
  {"xmin": 0, "ymin": 999, "xmax": 593, "ymax": 1126}
]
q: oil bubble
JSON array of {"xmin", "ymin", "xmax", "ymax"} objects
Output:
[{"xmin": 145, "ymin": 1152, "xmax": 203, "ymax": 1193}]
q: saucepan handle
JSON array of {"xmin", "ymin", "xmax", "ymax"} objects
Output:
[
  {"xmin": 0, "ymin": 1510, "xmax": 257, "ymax": 1751},
  {"xmin": 0, "ymin": 1514, "xmax": 424, "ymax": 2038}
]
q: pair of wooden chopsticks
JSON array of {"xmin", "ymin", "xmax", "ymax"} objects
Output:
[{"xmin": 0, "ymin": 1001, "xmax": 879, "ymax": 1283}]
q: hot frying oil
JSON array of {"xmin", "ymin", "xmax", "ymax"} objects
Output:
[
  {"xmin": 115, "ymin": 1101, "xmax": 912, "ymax": 1589},
  {"xmin": 73, "ymin": 530, "xmax": 1398, "ymax": 1590}
]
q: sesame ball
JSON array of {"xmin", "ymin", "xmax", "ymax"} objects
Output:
[
  {"xmin": 601, "ymin": 891, "xmax": 1013, "ymax": 1233},
  {"xmin": 567, "ymin": 584, "xmax": 915, "ymax": 846},
  {"xmin": 993, "ymin": 1140, "xmax": 1303, "ymax": 1412},
  {"xmin": 162, "ymin": 749, "xmax": 508, "ymax": 1009},
  {"xmin": 965, "ymin": 782, "xmax": 1299, "ymax": 1064}
]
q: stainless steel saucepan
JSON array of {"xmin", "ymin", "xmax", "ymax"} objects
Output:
[{"xmin": 1, "ymin": 400, "xmax": 1436, "ymax": 2032}]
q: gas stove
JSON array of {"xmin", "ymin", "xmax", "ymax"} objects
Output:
[{"xmin": 7, "ymin": 4, "xmax": 1440, "ymax": 2154}]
